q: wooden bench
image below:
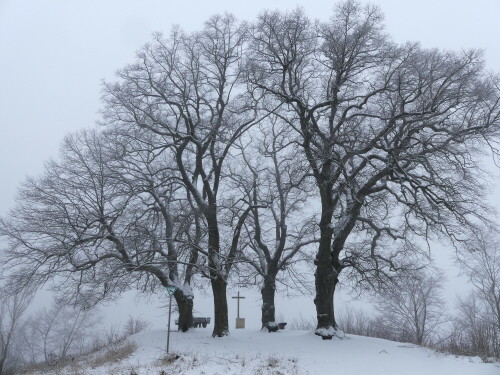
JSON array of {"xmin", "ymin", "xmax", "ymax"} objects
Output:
[
  {"xmin": 265, "ymin": 322, "xmax": 287, "ymax": 332},
  {"xmin": 174, "ymin": 317, "xmax": 211, "ymax": 328}
]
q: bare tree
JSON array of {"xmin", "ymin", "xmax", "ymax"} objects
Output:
[
  {"xmin": 229, "ymin": 119, "xmax": 317, "ymax": 329},
  {"xmin": 451, "ymin": 230, "xmax": 500, "ymax": 358},
  {"xmin": 445, "ymin": 293, "xmax": 500, "ymax": 360},
  {"xmin": 1, "ymin": 130, "xmax": 134, "ymax": 305},
  {"xmin": 375, "ymin": 270, "xmax": 445, "ymax": 345},
  {"xmin": 0, "ymin": 130, "xmax": 201, "ymax": 331},
  {"xmin": 24, "ymin": 298, "xmax": 98, "ymax": 363},
  {"xmin": 101, "ymin": 15, "xmax": 261, "ymax": 337},
  {"xmin": 247, "ymin": 1, "xmax": 500, "ymax": 338},
  {"xmin": 0, "ymin": 286, "xmax": 32, "ymax": 375},
  {"xmin": 104, "ymin": 128, "xmax": 204, "ymax": 331},
  {"xmin": 459, "ymin": 231, "xmax": 500, "ymax": 334}
]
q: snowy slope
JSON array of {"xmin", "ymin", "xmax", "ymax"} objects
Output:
[{"xmin": 30, "ymin": 329, "xmax": 499, "ymax": 375}]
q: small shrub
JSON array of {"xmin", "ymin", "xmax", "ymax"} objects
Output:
[
  {"xmin": 91, "ymin": 341, "xmax": 137, "ymax": 368},
  {"xmin": 267, "ymin": 356, "xmax": 280, "ymax": 368},
  {"xmin": 156, "ymin": 353, "xmax": 181, "ymax": 367},
  {"xmin": 123, "ymin": 315, "xmax": 150, "ymax": 336}
]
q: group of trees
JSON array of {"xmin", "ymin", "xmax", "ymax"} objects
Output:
[
  {"xmin": 0, "ymin": 288, "xmax": 150, "ymax": 375},
  {"xmin": 0, "ymin": 292, "xmax": 96, "ymax": 375},
  {"xmin": 0, "ymin": 287, "xmax": 32, "ymax": 374},
  {"xmin": 1, "ymin": 0, "xmax": 500, "ymax": 341},
  {"xmin": 445, "ymin": 232, "xmax": 500, "ymax": 359},
  {"xmin": 338, "ymin": 233, "xmax": 500, "ymax": 361},
  {"xmin": 19, "ymin": 299, "xmax": 97, "ymax": 366}
]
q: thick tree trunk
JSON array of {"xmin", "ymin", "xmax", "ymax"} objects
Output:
[
  {"xmin": 175, "ymin": 292, "xmax": 194, "ymax": 332},
  {"xmin": 206, "ymin": 208, "xmax": 230, "ymax": 337},
  {"xmin": 211, "ymin": 277, "xmax": 229, "ymax": 337},
  {"xmin": 314, "ymin": 188, "xmax": 339, "ymax": 339},
  {"xmin": 314, "ymin": 261, "xmax": 339, "ymax": 339},
  {"xmin": 261, "ymin": 276, "xmax": 276, "ymax": 329}
]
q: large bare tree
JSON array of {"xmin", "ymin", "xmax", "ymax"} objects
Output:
[
  {"xmin": 104, "ymin": 127, "xmax": 203, "ymax": 331},
  {"xmin": 102, "ymin": 15, "xmax": 262, "ymax": 337},
  {"xmin": 247, "ymin": 1, "xmax": 500, "ymax": 338},
  {"xmin": 0, "ymin": 130, "xmax": 201, "ymax": 331},
  {"xmin": 229, "ymin": 118, "xmax": 317, "ymax": 329}
]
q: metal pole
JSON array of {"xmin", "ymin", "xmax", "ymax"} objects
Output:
[
  {"xmin": 167, "ymin": 294, "xmax": 172, "ymax": 353},
  {"xmin": 237, "ymin": 291, "xmax": 240, "ymax": 318}
]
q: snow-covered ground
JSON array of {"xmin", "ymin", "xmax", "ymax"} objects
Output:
[{"xmin": 28, "ymin": 328, "xmax": 499, "ymax": 375}]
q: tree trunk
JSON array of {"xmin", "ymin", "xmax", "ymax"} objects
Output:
[
  {"xmin": 0, "ymin": 355, "xmax": 5, "ymax": 375},
  {"xmin": 211, "ymin": 277, "xmax": 229, "ymax": 337},
  {"xmin": 261, "ymin": 276, "xmax": 276, "ymax": 329},
  {"xmin": 175, "ymin": 291, "xmax": 194, "ymax": 332},
  {"xmin": 314, "ymin": 256, "xmax": 339, "ymax": 338},
  {"xmin": 314, "ymin": 188, "xmax": 339, "ymax": 339},
  {"xmin": 206, "ymin": 208, "xmax": 230, "ymax": 337}
]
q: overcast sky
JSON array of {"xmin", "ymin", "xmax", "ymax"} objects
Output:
[{"xmin": 1, "ymin": 0, "xmax": 500, "ymax": 326}]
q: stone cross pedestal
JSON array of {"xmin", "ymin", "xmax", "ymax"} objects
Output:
[{"xmin": 236, "ymin": 317, "xmax": 245, "ymax": 329}]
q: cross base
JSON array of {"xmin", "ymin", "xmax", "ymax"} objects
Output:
[{"xmin": 236, "ymin": 318, "xmax": 245, "ymax": 329}]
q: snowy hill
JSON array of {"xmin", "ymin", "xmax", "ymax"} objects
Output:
[{"xmin": 25, "ymin": 329, "xmax": 499, "ymax": 375}]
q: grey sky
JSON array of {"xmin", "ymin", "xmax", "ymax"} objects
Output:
[{"xmin": 1, "ymin": 0, "xmax": 500, "ymax": 327}]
